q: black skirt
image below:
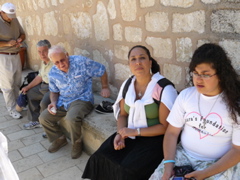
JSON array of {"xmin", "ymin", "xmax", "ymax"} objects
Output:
[{"xmin": 82, "ymin": 132, "xmax": 164, "ymax": 180}]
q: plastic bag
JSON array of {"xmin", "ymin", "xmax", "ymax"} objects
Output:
[{"xmin": 0, "ymin": 132, "xmax": 19, "ymax": 180}]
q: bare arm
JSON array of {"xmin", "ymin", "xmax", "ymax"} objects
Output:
[
  {"xmin": 0, "ymin": 34, "xmax": 25, "ymax": 48},
  {"xmin": 47, "ymin": 92, "xmax": 59, "ymax": 115},
  {"xmin": 100, "ymin": 71, "xmax": 110, "ymax": 98},
  {"xmin": 185, "ymin": 144, "xmax": 240, "ymax": 180},
  {"xmin": 21, "ymin": 75, "xmax": 42, "ymax": 93},
  {"xmin": 114, "ymin": 99, "xmax": 128, "ymax": 150},
  {"xmin": 162, "ymin": 125, "xmax": 182, "ymax": 180}
]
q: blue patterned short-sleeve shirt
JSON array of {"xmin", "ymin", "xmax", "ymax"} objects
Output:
[{"xmin": 49, "ymin": 55, "xmax": 106, "ymax": 110}]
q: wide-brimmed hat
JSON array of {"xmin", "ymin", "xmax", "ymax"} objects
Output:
[{"xmin": 1, "ymin": 3, "xmax": 16, "ymax": 18}]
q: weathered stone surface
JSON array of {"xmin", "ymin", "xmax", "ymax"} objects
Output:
[
  {"xmin": 113, "ymin": 23, "xmax": 123, "ymax": 41},
  {"xmin": 45, "ymin": 0, "xmax": 50, "ymax": 7},
  {"xmin": 93, "ymin": 50, "xmax": 110, "ymax": 77},
  {"xmin": 125, "ymin": 27, "xmax": 142, "ymax": 42},
  {"xmin": 51, "ymin": 0, "xmax": 58, "ymax": 6},
  {"xmin": 107, "ymin": 0, "xmax": 116, "ymax": 19},
  {"xmin": 43, "ymin": 11, "xmax": 58, "ymax": 36},
  {"xmin": 57, "ymin": 42, "xmax": 72, "ymax": 55},
  {"xmin": 176, "ymin": 38, "xmax": 192, "ymax": 62},
  {"xmin": 160, "ymin": 0, "xmax": 194, "ymax": 8},
  {"xmin": 32, "ymin": 0, "xmax": 38, "ymax": 10},
  {"xmin": 114, "ymin": 45, "xmax": 129, "ymax": 61},
  {"xmin": 197, "ymin": 39, "xmax": 210, "ymax": 48},
  {"xmin": 173, "ymin": 11, "xmax": 205, "ymax": 33},
  {"xmin": 38, "ymin": 0, "xmax": 46, "ymax": 8},
  {"xmin": 24, "ymin": 16, "xmax": 34, "ymax": 36},
  {"xmin": 93, "ymin": 2, "xmax": 110, "ymax": 41},
  {"xmin": 219, "ymin": 40, "xmax": 240, "ymax": 71},
  {"xmin": 115, "ymin": 63, "xmax": 131, "ymax": 81},
  {"xmin": 163, "ymin": 64, "xmax": 182, "ymax": 85},
  {"xmin": 120, "ymin": 0, "xmax": 137, "ymax": 21},
  {"xmin": 146, "ymin": 37, "xmax": 172, "ymax": 59},
  {"xmin": 70, "ymin": 12, "xmax": 92, "ymax": 39},
  {"xmin": 140, "ymin": 0, "xmax": 155, "ymax": 8},
  {"xmin": 74, "ymin": 48, "xmax": 91, "ymax": 57},
  {"xmin": 211, "ymin": 10, "xmax": 240, "ymax": 34},
  {"xmin": 201, "ymin": 0, "xmax": 220, "ymax": 3},
  {"xmin": 35, "ymin": 15, "xmax": 42, "ymax": 36},
  {"xmin": 62, "ymin": 14, "xmax": 71, "ymax": 35},
  {"xmin": 145, "ymin": 12, "xmax": 169, "ymax": 32}
]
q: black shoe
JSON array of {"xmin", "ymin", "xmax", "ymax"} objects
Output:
[
  {"xmin": 42, "ymin": 132, "xmax": 47, "ymax": 138},
  {"xmin": 95, "ymin": 101, "xmax": 114, "ymax": 114}
]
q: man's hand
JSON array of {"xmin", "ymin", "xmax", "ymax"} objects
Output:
[
  {"xmin": 21, "ymin": 86, "xmax": 29, "ymax": 94},
  {"xmin": 101, "ymin": 87, "xmax": 110, "ymax": 98},
  {"xmin": 8, "ymin": 40, "xmax": 17, "ymax": 47},
  {"xmin": 48, "ymin": 104, "xmax": 57, "ymax": 115}
]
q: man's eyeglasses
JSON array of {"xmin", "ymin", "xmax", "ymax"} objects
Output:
[{"xmin": 191, "ymin": 72, "xmax": 216, "ymax": 79}]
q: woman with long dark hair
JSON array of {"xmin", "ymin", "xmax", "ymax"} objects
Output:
[
  {"xmin": 150, "ymin": 43, "xmax": 240, "ymax": 180},
  {"xmin": 82, "ymin": 45, "xmax": 178, "ymax": 180}
]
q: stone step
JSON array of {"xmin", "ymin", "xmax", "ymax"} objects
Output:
[{"xmin": 82, "ymin": 94, "xmax": 116, "ymax": 154}]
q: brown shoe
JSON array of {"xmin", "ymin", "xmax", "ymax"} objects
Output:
[
  {"xmin": 71, "ymin": 141, "xmax": 82, "ymax": 159},
  {"xmin": 48, "ymin": 137, "xmax": 68, "ymax": 153}
]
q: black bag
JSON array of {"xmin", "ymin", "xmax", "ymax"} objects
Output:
[{"xmin": 20, "ymin": 71, "xmax": 39, "ymax": 90}]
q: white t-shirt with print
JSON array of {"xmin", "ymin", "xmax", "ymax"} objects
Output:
[{"xmin": 167, "ymin": 87, "xmax": 240, "ymax": 161}]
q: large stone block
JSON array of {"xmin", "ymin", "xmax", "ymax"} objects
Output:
[
  {"xmin": 93, "ymin": 2, "xmax": 110, "ymax": 41},
  {"xmin": 43, "ymin": 11, "xmax": 58, "ymax": 36},
  {"xmin": 145, "ymin": 12, "xmax": 169, "ymax": 32},
  {"xmin": 120, "ymin": 0, "xmax": 137, "ymax": 21},
  {"xmin": 125, "ymin": 27, "xmax": 142, "ymax": 42},
  {"xmin": 140, "ymin": 0, "xmax": 155, "ymax": 8},
  {"xmin": 114, "ymin": 45, "xmax": 129, "ymax": 61},
  {"xmin": 219, "ymin": 40, "xmax": 240, "ymax": 71},
  {"xmin": 173, "ymin": 11, "xmax": 205, "ymax": 33},
  {"xmin": 211, "ymin": 10, "xmax": 240, "ymax": 34},
  {"xmin": 160, "ymin": 0, "xmax": 194, "ymax": 8},
  {"xmin": 201, "ymin": 0, "xmax": 220, "ymax": 4},
  {"xmin": 107, "ymin": 0, "xmax": 116, "ymax": 19},
  {"xmin": 163, "ymin": 64, "xmax": 182, "ymax": 85},
  {"xmin": 113, "ymin": 23, "xmax": 123, "ymax": 41},
  {"xmin": 114, "ymin": 63, "xmax": 131, "ymax": 81},
  {"xmin": 146, "ymin": 37, "xmax": 172, "ymax": 59},
  {"xmin": 70, "ymin": 12, "xmax": 92, "ymax": 39},
  {"xmin": 176, "ymin": 37, "xmax": 192, "ymax": 62}
]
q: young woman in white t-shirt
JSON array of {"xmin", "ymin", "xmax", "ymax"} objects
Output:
[{"xmin": 150, "ymin": 43, "xmax": 240, "ymax": 180}]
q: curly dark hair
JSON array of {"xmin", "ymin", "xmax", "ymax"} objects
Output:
[
  {"xmin": 128, "ymin": 45, "xmax": 160, "ymax": 74},
  {"xmin": 189, "ymin": 43, "xmax": 240, "ymax": 123}
]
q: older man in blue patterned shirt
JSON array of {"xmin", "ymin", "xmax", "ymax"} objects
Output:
[{"xmin": 39, "ymin": 45, "xmax": 110, "ymax": 159}]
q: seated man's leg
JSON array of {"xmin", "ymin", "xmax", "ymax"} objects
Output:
[
  {"xmin": 65, "ymin": 100, "xmax": 93, "ymax": 158},
  {"xmin": 39, "ymin": 108, "xmax": 68, "ymax": 152},
  {"xmin": 27, "ymin": 84, "xmax": 44, "ymax": 122},
  {"xmin": 40, "ymin": 91, "xmax": 50, "ymax": 113}
]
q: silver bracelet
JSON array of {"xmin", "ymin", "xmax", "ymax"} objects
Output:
[{"xmin": 137, "ymin": 128, "xmax": 141, "ymax": 136}]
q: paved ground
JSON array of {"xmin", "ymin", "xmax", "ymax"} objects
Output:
[{"xmin": 0, "ymin": 82, "xmax": 90, "ymax": 179}]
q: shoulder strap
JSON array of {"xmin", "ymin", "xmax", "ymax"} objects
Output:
[
  {"xmin": 122, "ymin": 76, "xmax": 134, "ymax": 99},
  {"xmin": 154, "ymin": 78, "xmax": 175, "ymax": 106}
]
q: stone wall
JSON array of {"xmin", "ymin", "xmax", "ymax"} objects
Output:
[{"xmin": 1, "ymin": 0, "xmax": 240, "ymax": 97}]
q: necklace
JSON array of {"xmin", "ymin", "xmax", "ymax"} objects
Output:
[
  {"xmin": 198, "ymin": 93, "xmax": 220, "ymax": 128},
  {"xmin": 138, "ymin": 91, "xmax": 142, "ymax": 97}
]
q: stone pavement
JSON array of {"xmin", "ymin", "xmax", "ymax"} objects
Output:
[{"xmin": 0, "ymin": 91, "xmax": 90, "ymax": 180}]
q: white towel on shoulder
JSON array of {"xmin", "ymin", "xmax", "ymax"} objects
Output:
[{"xmin": 113, "ymin": 73, "xmax": 163, "ymax": 138}]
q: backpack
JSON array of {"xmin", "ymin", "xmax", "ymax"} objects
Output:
[
  {"xmin": 122, "ymin": 76, "xmax": 176, "ymax": 105},
  {"xmin": 20, "ymin": 71, "xmax": 39, "ymax": 90}
]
